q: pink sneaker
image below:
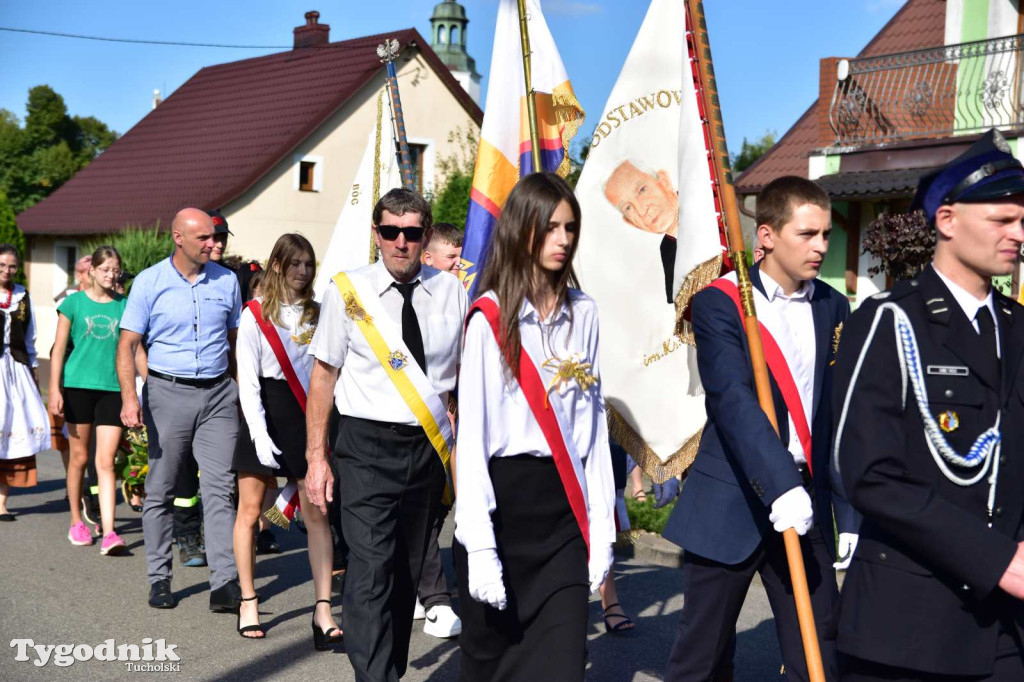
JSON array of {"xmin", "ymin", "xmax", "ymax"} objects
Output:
[
  {"xmin": 100, "ymin": 532, "xmax": 126, "ymax": 556},
  {"xmin": 68, "ymin": 522, "xmax": 93, "ymax": 546}
]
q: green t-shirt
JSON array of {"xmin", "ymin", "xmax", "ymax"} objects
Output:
[{"xmin": 57, "ymin": 291, "xmax": 127, "ymax": 392}]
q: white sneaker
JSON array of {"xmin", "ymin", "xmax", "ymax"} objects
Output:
[
  {"xmin": 413, "ymin": 598, "xmax": 426, "ymax": 620},
  {"xmin": 423, "ymin": 604, "xmax": 462, "ymax": 638}
]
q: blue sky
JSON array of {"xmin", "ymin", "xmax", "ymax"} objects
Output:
[{"xmin": 0, "ymin": 0, "xmax": 907, "ymax": 159}]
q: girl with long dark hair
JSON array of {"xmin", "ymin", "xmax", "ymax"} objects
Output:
[
  {"xmin": 454, "ymin": 173, "xmax": 616, "ymax": 680},
  {"xmin": 231, "ymin": 234, "xmax": 341, "ymax": 647},
  {"xmin": 49, "ymin": 246, "xmax": 128, "ymax": 553}
]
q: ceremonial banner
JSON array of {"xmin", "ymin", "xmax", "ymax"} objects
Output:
[
  {"xmin": 574, "ymin": 0, "xmax": 727, "ymax": 480},
  {"xmin": 459, "ymin": 0, "xmax": 585, "ymax": 295},
  {"xmin": 313, "ymin": 92, "xmax": 401, "ymax": 301}
]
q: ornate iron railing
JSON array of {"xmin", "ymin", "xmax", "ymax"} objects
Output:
[{"xmin": 829, "ymin": 34, "xmax": 1024, "ymax": 146}]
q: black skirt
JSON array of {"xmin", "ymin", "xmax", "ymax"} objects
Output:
[
  {"xmin": 455, "ymin": 455, "xmax": 589, "ymax": 682},
  {"xmin": 232, "ymin": 378, "xmax": 308, "ymax": 479}
]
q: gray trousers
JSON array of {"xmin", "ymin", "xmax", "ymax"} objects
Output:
[{"xmin": 142, "ymin": 376, "xmax": 239, "ymax": 590}]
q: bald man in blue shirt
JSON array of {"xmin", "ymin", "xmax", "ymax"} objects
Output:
[{"xmin": 117, "ymin": 207, "xmax": 243, "ymax": 611}]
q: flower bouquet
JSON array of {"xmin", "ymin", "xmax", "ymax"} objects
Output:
[{"xmin": 116, "ymin": 427, "xmax": 149, "ymax": 504}]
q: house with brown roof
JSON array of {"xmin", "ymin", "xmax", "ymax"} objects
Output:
[
  {"xmin": 735, "ymin": 0, "xmax": 1024, "ymax": 306},
  {"xmin": 18, "ymin": 8, "xmax": 483, "ymax": 355}
]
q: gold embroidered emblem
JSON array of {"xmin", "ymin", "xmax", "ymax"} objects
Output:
[
  {"xmin": 542, "ymin": 353, "xmax": 597, "ymax": 406},
  {"xmin": 14, "ymin": 299, "xmax": 27, "ymax": 322},
  {"xmin": 343, "ymin": 293, "xmax": 371, "ymax": 323},
  {"xmin": 830, "ymin": 322, "xmax": 843, "ymax": 366},
  {"xmin": 291, "ymin": 326, "xmax": 316, "ymax": 346},
  {"xmin": 387, "ymin": 350, "xmax": 408, "ymax": 371},
  {"xmin": 938, "ymin": 410, "xmax": 959, "ymax": 433}
]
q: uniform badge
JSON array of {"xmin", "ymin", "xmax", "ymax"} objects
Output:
[
  {"xmin": 387, "ymin": 350, "xmax": 408, "ymax": 371},
  {"xmin": 343, "ymin": 293, "xmax": 372, "ymax": 323},
  {"xmin": 938, "ymin": 410, "xmax": 960, "ymax": 433},
  {"xmin": 542, "ymin": 353, "xmax": 598, "ymax": 406}
]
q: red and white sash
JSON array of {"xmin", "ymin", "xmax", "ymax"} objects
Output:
[
  {"xmin": 246, "ymin": 299, "xmax": 305, "ymax": 528},
  {"xmin": 707, "ymin": 279, "xmax": 813, "ymax": 474},
  {"xmin": 468, "ymin": 296, "xmax": 591, "ymax": 557}
]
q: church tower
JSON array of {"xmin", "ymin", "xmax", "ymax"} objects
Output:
[{"xmin": 430, "ymin": 1, "xmax": 482, "ymax": 104}]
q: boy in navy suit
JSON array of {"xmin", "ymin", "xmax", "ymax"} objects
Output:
[{"xmin": 663, "ymin": 176, "xmax": 857, "ymax": 682}]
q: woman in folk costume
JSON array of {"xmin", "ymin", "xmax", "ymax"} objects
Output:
[
  {"xmin": 49, "ymin": 246, "xmax": 128, "ymax": 553},
  {"xmin": 454, "ymin": 173, "xmax": 616, "ymax": 681},
  {"xmin": 230, "ymin": 233, "xmax": 341, "ymax": 648},
  {"xmin": 0, "ymin": 243, "xmax": 48, "ymax": 519}
]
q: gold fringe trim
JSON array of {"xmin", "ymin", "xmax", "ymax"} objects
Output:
[
  {"xmin": 615, "ymin": 529, "xmax": 644, "ymax": 549},
  {"xmin": 263, "ymin": 505, "xmax": 291, "ymax": 531},
  {"xmin": 608, "ymin": 405, "xmax": 702, "ymax": 483},
  {"xmin": 673, "ymin": 253, "xmax": 722, "ymax": 341},
  {"xmin": 550, "ymin": 88, "xmax": 585, "ymax": 179}
]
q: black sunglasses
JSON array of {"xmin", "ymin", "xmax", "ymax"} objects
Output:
[{"xmin": 376, "ymin": 225, "xmax": 425, "ymax": 242}]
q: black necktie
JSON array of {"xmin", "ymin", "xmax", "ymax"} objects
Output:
[
  {"xmin": 977, "ymin": 305, "xmax": 999, "ymax": 361},
  {"xmin": 394, "ymin": 282, "xmax": 426, "ymax": 372}
]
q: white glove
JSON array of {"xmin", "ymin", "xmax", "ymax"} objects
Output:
[
  {"xmin": 588, "ymin": 543, "xmax": 614, "ymax": 594},
  {"xmin": 467, "ymin": 548, "xmax": 507, "ymax": 610},
  {"xmin": 769, "ymin": 486, "xmax": 814, "ymax": 536},
  {"xmin": 833, "ymin": 532, "xmax": 859, "ymax": 570},
  {"xmin": 253, "ymin": 432, "xmax": 281, "ymax": 469}
]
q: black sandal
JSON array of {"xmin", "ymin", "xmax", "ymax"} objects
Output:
[
  {"xmin": 602, "ymin": 602, "xmax": 635, "ymax": 634},
  {"xmin": 236, "ymin": 595, "xmax": 265, "ymax": 639},
  {"xmin": 312, "ymin": 599, "xmax": 343, "ymax": 650}
]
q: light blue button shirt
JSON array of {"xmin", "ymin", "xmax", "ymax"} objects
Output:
[{"xmin": 120, "ymin": 255, "xmax": 241, "ymax": 378}]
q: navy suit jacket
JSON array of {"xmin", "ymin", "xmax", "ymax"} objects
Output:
[{"xmin": 662, "ymin": 264, "xmax": 859, "ymax": 564}]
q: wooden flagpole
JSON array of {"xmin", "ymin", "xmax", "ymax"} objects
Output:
[
  {"xmin": 517, "ymin": 0, "xmax": 544, "ymax": 173},
  {"xmin": 685, "ymin": 2, "xmax": 825, "ymax": 680}
]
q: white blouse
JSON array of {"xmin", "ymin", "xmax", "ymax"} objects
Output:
[
  {"xmin": 454, "ymin": 290, "xmax": 616, "ymax": 556},
  {"xmin": 2, "ymin": 285, "xmax": 38, "ymax": 368},
  {"xmin": 236, "ymin": 300, "xmax": 316, "ymax": 441}
]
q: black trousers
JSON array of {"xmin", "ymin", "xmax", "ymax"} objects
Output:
[
  {"xmin": 665, "ymin": 528, "xmax": 839, "ymax": 682},
  {"xmin": 418, "ymin": 503, "xmax": 453, "ymax": 609},
  {"xmin": 336, "ymin": 417, "xmax": 445, "ymax": 682},
  {"xmin": 171, "ymin": 450, "xmax": 202, "ymax": 536}
]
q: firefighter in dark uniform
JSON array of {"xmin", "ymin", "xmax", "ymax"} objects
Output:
[{"xmin": 833, "ymin": 129, "xmax": 1024, "ymax": 681}]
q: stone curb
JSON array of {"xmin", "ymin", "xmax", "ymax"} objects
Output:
[{"xmin": 614, "ymin": 531, "xmax": 684, "ymax": 569}]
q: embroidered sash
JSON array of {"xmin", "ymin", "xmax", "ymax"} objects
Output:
[
  {"xmin": 709, "ymin": 279, "xmax": 813, "ymax": 474},
  {"xmin": 245, "ymin": 300, "xmax": 307, "ymax": 412},
  {"xmin": 332, "ymin": 272, "xmax": 454, "ymax": 503},
  {"xmin": 469, "ymin": 296, "xmax": 591, "ymax": 557}
]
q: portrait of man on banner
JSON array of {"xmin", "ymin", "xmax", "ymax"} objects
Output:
[{"xmin": 603, "ymin": 160, "xmax": 680, "ymax": 304}]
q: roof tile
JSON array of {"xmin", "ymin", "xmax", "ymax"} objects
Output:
[{"xmin": 18, "ymin": 29, "xmax": 483, "ymax": 235}]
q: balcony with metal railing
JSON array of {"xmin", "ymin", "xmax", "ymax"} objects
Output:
[{"xmin": 827, "ymin": 34, "xmax": 1024, "ymax": 147}]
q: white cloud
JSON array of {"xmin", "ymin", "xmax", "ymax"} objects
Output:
[{"xmin": 543, "ymin": 0, "xmax": 604, "ymax": 16}]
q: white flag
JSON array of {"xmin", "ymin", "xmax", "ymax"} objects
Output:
[
  {"xmin": 313, "ymin": 104, "xmax": 401, "ymax": 301},
  {"xmin": 575, "ymin": 0, "xmax": 723, "ymax": 481}
]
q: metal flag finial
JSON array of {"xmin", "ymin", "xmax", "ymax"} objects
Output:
[{"xmin": 377, "ymin": 38, "xmax": 401, "ymax": 64}]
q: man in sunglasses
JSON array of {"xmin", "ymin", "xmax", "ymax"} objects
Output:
[{"xmin": 305, "ymin": 188, "xmax": 467, "ymax": 680}]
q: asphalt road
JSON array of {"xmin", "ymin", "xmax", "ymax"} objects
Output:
[{"xmin": 0, "ymin": 452, "xmax": 784, "ymax": 681}]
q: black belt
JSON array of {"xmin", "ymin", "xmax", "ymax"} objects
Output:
[
  {"xmin": 345, "ymin": 416, "xmax": 424, "ymax": 437},
  {"xmin": 148, "ymin": 369, "xmax": 229, "ymax": 388}
]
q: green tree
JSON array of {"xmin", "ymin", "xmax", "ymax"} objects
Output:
[
  {"xmin": 564, "ymin": 136, "xmax": 592, "ymax": 189},
  {"xmin": 1, "ymin": 86, "xmax": 119, "ymax": 215},
  {"xmin": 0, "ymin": 192, "xmax": 27, "ymax": 284},
  {"xmin": 732, "ymin": 130, "xmax": 777, "ymax": 174},
  {"xmin": 25, "ymin": 85, "xmax": 73, "ymax": 148},
  {"xmin": 431, "ymin": 126, "xmax": 478, "ymax": 228}
]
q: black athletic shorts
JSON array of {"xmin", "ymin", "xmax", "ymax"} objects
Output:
[{"xmin": 63, "ymin": 388, "xmax": 123, "ymax": 427}]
